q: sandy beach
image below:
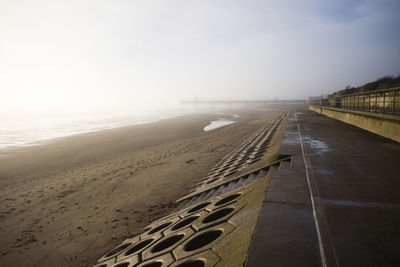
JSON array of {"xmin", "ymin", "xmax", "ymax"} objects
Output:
[{"xmin": 0, "ymin": 109, "xmax": 281, "ymax": 266}]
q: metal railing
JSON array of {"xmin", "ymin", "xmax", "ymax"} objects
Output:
[{"xmin": 310, "ymin": 87, "xmax": 400, "ymax": 116}]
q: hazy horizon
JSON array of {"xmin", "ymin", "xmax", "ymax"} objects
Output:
[{"xmin": 1, "ymin": 0, "xmax": 400, "ymax": 115}]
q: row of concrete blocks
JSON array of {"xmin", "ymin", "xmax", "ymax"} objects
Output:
[
  {"xmin": 212, "ymin": 113, "xmax": 285, "ymax": 170},
  {"xmin": 177, "ymin": 167, "xmax": 269, "ymax": 210},
  {"xmin": 196, "ymin": 114, "xmax": 285, "ymax": 188},
  {"xmin": 95, "ymin": 185, "xmax": 254, "ymax": 267},
  {"xmin": 206, "ymin": 115, "xmax": 284, "ymax": 177},
  {"xmin": 94, "ymin": 113, "xmax": 286, "ymax": 267}
]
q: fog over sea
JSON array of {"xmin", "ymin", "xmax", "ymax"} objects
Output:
[
  {"xmin": 0, "ymin": 108, "xmax": 187, "ymax": 150},
  {"xmin": 0, "ymin": 107, "xmax": 241, "ymax": 150}
]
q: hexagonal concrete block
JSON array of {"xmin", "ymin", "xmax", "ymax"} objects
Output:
[
  {"xmin": 141, "ymin": 216, "xmax": 181, "ymax": 239},
  {"xmin": 116, "ymin": 232, "xmax": 162, "ymax": 262},
  {"xmin": 208, "ymin": 183, "xmax": 253, "ymax": 207},
  {"xmin": 193, "ymin": 203, "xmax": 245, "ymax": 231},
  {"xmin": 142, "ymin": 227, "xmax": 195, "ymax": 261},
  {"xmin": 122, "ymin": 235, "xmax": 140, "ymax": 245},
  {"xmin": 110, "ymin": 255, "xmax": 139, "ymax": 267},
  {"xmin": 173, "ymin": 222, "xmax": 235, "ymax": 260},
  {"xmin": 97, "ymin": 241, "xmax": 133, "ymax": 264},
  {"xmin": 163, "ymin": 210, "xmax": 208, "ymax": 236},
  {"xmin": 169, "ymin": 249, "xmax": 221, "ymax": 267},
  {"xmin": 207, "ymin": 192, "xmax": 247, "ymax": 211},
  {"xmin": 179, "ymin": 201, "xmax": 213, "ymax": 218},
  {"xmin": 136, "ymin": 252, "xmax": 174, "ymax": 267}
]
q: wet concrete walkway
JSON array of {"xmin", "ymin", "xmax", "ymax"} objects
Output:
[{"xmin": 247, "ymin": 109, "xmax": 400, "ymax": 267}]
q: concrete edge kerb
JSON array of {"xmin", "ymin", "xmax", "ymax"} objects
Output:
[
  {"xmin": 309, "ymin": 105, "xmax": 400, "ymax": 143},
  {"xmin": 309, "ymin": 105, "xmax": 400, "ymax": 123}
]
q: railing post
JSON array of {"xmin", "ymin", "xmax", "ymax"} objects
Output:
[
  {"xmin": 351, "ymin": 96, "xmax": 352, "ymax": 110},
  {"xmin": 350, "ymin": 96, "xmax": 352, "ymax": 110},
  {"xmin": 362, "ymin": 93, "xmax": 365, "ymax": 112},
  {"xmin": 320, "ymin": 95, "xmax": 322, "ymax": 114},
  {"xmin": 354, "ymin": 95, "xmax": 359, "ymax": 111},
  {"xmin": 368, "ymin": 94, "xmax": 370, "ymax": 112},
  {"xmin": 383, "ymin": 91, "xmax": 386, "ymax": 114},
  {"xmin": 394, "ymin": 89, "xmax": 396, "ymax": 115},
  {"xmin": 375, "ymin": 93, "xmax": 378, "ymax": 113}
]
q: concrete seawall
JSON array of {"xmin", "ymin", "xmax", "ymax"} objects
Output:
[{"xmin": 309, "ymin": 105, "xmax": 400, "ymax": 142}]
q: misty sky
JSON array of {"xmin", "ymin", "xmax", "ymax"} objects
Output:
[{"xmin": 1, "ymin": 0, "xmax": 400, "ymax": 114}]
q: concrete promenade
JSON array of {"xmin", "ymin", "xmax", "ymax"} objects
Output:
[{"xmin": 247, "ymin": 109, "xmax": 400, "ymax": 266}]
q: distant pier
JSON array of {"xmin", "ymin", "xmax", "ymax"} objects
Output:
[{"xmin": 181, "ymin": 99, "xmax": 306, "ymax": 105}]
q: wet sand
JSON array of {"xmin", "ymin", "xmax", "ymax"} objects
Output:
[{"xmin": 0, "ymin": 109, "xmax": 280, "ymax": 266}]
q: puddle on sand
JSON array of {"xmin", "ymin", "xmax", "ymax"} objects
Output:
[{"xmin": 203, "ymin": 119, "xmax": 236, "ymax": 132}]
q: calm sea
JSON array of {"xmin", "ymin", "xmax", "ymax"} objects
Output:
[{"xmin": 0, "ymin": 109, "xmax": 187, "ymax": 150}]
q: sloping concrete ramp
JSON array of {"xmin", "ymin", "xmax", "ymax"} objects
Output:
[{"xmin": 94, "ymin": 113, "xmax": 290, "ymax": 267}]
